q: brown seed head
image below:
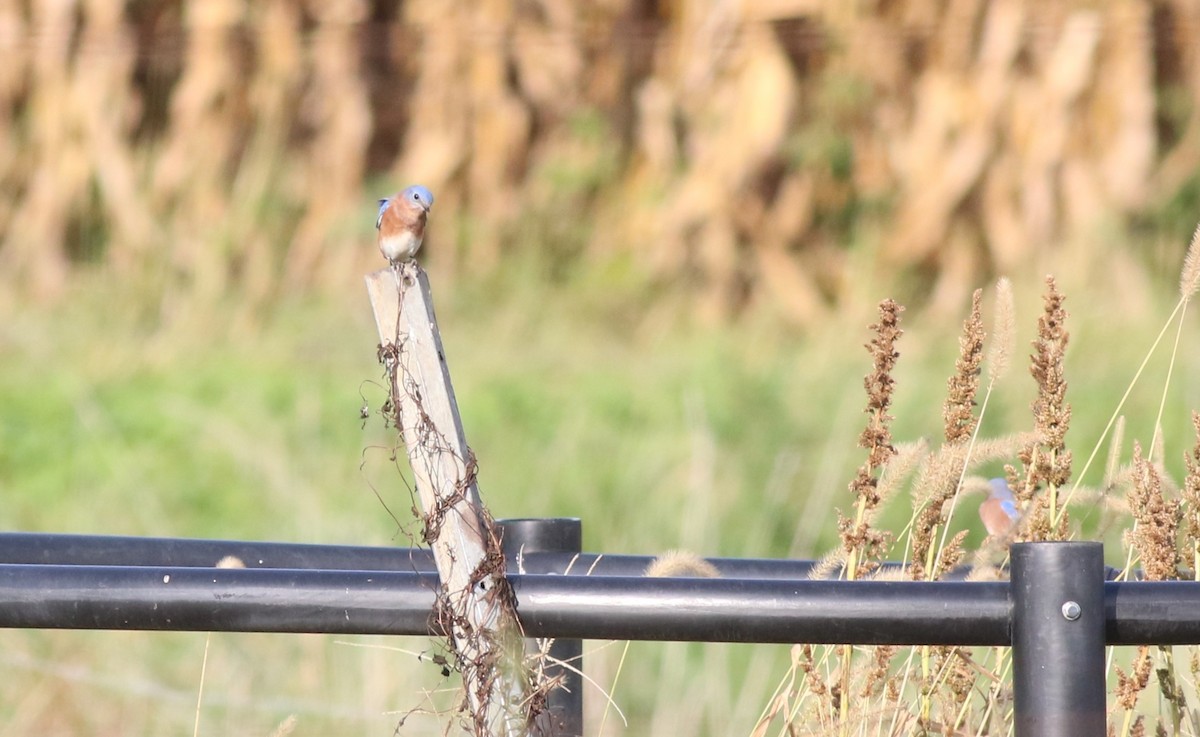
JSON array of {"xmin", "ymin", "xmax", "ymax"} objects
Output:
[
  {"xmin": 943, "ymin": 289, "xmax": 984, "ymax": 444},
  {"xmin": 1128, "ymin": 442, "xmax": 1182, "ymax": 581}
]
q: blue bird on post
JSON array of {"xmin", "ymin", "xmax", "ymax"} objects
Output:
[
  {"xmin": 376, "ymin": 185, "xmax": 435, "ymax": 269},
  {"xmin": 979, "ymin": 477, "xmax": 1020, "ymax": 537}
]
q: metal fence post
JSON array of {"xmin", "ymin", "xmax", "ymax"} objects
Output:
[
  {"xmin": 1011, "ymin": 541, "xmax": 1106, "ymax": 736},
  {"xmin": 500, "ymin": 518, "xmax": 584, "ymax": 737}
]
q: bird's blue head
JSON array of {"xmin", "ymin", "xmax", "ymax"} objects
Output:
[
  {"xmin": 988, "ymin": 478, "xmax": 1014, "ymax": 502},
  {"xmin": 402, "ymin": 185, "xmax": 435, "ymax": 212}
]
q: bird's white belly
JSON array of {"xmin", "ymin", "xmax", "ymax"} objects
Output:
[{"xmin": 379, "ymin": 231, "xmax": 422, "ymax": 262}]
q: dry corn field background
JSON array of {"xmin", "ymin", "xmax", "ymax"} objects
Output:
[{"xmin": 2, "ymin": 0, "xmax": 1200, "ymax": 318}]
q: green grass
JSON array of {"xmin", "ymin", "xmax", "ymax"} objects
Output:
[{"xmin": 2, "ymin": 256, "xmax": 1199, "ymax": 735}]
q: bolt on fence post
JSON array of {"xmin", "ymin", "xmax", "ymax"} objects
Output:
[
  {"xmin": 1011, "ymin": 541, "xmax": 1106, "ymax": 737},
  {"xmin": 500, "ymin": 518, "xmax": 584, "ymax": 737}
]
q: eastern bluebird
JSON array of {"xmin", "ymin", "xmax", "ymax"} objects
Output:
[
  {"xmin": 376, "ymin": 185, "xmax": 435, "ymax": 267},
  {"xmin": 979, "ymin": 477, "xmax": 1019, "ymax": 537}
]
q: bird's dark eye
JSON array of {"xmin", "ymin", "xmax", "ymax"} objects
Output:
[{"xmin": 412, "ymin": 192, "xmax": 420, "ymax": 200}]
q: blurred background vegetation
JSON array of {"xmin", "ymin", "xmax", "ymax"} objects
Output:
[{"xmin": 3, "ymin": 0, "xmax": 1200, "ymax": 734}]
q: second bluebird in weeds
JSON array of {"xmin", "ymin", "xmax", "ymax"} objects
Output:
[{"xmin": 979, "ymin": 478, "xmax": 1019, "ymax": 537}]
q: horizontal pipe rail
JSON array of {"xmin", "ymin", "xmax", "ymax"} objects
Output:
[
  {"xmin": 0, "ymin": 564, "xmax": 1007, "ymax": 644},
  {"xmin": 0, "ymin": 532, "xmax": 1127, "ymax": 580},
  {"xmin": 0, "ymin": 565, "xmax": 440, "ymax": 635},
  {"xmin": 512, "ymin": 572, "xmax": 1010, "ymax": 644},
  {"xmin": 2, "ymin": 562, "xmax": 1200, "ymax": 646},
  {"xmin": 0, "ymin": 532, "xmax": 821, "ymax": 578},
  {"xmin": 3, "ymin": 535, "xmax": 1191, "ymax": 641},
  {"xmin": 0, "ymin": 531, "xmax": 437, "ymax": 571},
  {"xmin": 1105, "ymin": 581, "xmax": 1200, "ymax": 645}
]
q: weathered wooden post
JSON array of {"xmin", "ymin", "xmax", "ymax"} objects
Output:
[{"xmin": 366, "ymin": 263, "xmax": 530, "ymax": 737}]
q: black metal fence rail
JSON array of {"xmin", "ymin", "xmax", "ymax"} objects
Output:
[
  {"xmin": 3, "ymin": 525, "xmax": 1198, "ymax": 737},
  {"xmin": 0, "ymin": 530, "xmax": 829, "ymax": 578}
]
